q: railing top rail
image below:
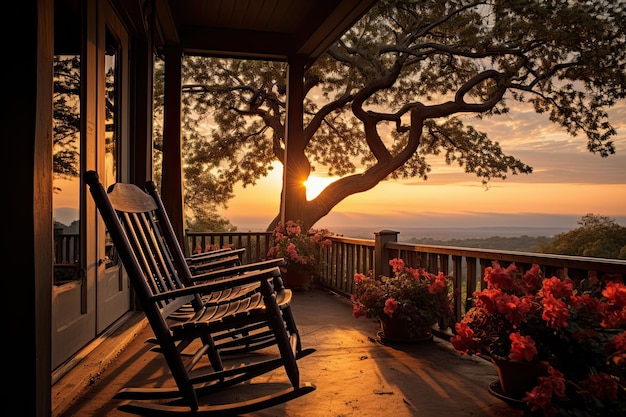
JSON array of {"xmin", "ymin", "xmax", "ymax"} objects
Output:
[
  {"xmin": 187, "ymin": 231, "xmax": 272, "ymax": 237},
  {"xmin": 386, "ymin": 241, "xmax": 626, "ymax": 273},
  {"xmin": 329, "ymin": 236, "xmax": 375, "ymax": 246}
]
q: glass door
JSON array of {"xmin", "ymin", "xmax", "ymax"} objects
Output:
[
  {"xmin": 96, "ymin": 0, "xmax": 131, "ymax": 333},
  {"xmin": 51, "ymin": 0, "xmax": 96, "ymax": 372}
]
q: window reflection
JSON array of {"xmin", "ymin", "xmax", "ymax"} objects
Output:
[
  {"xmin": 53, "ymin": 0, "xmax": 82, "ymax": 284},
  {"xmin": 104, "ymin": 27, "xmax": 121, "ymax": 268}
]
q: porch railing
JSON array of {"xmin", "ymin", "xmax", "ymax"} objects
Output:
[
  {"xmin": 186, "ymin": 230, "xmax": 274, "ymax": 265},
  {"xmin": 186, "ymin": 229, "xmax": 626, "ymax": 331}
]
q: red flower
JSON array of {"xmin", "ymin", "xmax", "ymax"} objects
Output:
[
  {"xmin": 508, "ymin": 332, "xmax": 538, "ymax": 362},
  {"xmin": 450, "ymin": 323, "xmax": 479, "ymax": 355},
  {"xmin": 354, "ymin": 273, "xmax": 367, "ymax": 284},
  {"xmin": 541, "ymin": 294, "xmax": 570, "ymax": 329},
  {"xmin": 496, "ymin": 293, "xmax": 532, "ymax": 328},
  {"xmin": 351, "ymin": 302, "xmax": 367, "ymax": 318},
  {"xmin": 474, "ymin": 288, "xmax": 503, "ymax": 314},
  {"xmin": 603, "ymin": 281, "xmax": 626, "ymax": 307},
  {"xmin": 452, "ymin": 261, "xmax": 626, "ymax": 416},
  {"xmin": 429, "ymin": 272, "xmax": 448, "ymax": 294},
  {"xmin": 523, "ymin": 264, "xmax": 543, "ymax": 291},
  {"xmin": 485, "ymin": 262, "xmax": 517, "ymax": 290},
  {"xmin": 523, "ymin": 367, "xmax": 567, "ymax": 416},
  {"xmin": 580, "ymin": 372, "xmax": 618, "ymax": 402},
  {"xmin": 541, "ymin": 276, "xmax": 574, "ymax": 299},
  {"xmin": 383, "ymin": 298, "xmax": 398, "ymax": 316},
  {"xmin": 389, "ymin": 258, "xmax": 405, "ymax": 273}
]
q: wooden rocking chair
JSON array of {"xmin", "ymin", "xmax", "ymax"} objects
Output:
[
  {"xmin": 84, "ymin": 171, "xmax": 315, "ymax": 415},
  {"xmin": 143, "ymin": 180, "xmax": 304, "ymax": 355}
]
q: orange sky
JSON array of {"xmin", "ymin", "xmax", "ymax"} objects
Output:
[
  {"xmin": 217, "ymin": 103, "xmax": 626, "ymax": 231},
  {"xmin": 52, "ymin": 102, "xmax": 626, "ymax": 232}
]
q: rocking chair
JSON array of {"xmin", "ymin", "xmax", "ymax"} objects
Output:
[{"xmin": 84, "ymin": 171, "xmax": 315, "ymax": 415}]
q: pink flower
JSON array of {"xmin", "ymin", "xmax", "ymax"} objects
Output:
[
  {"xmin": 383, "ymin": 298, "xmax": 398, "ymax": 316},
  {"xmin": 354, "ymin": 273, "xmax": 367, "ymax": 284},
  {"xmin": 352, "ymin": 258, "xmax": 451, "ymax": 340},
  {"xmin": 389, "ymin": 258, "xmax": 405, "ymax": 273},
  {"xmin": 351, "ymin": 302, "xmax": 367, "ymax": 318}
]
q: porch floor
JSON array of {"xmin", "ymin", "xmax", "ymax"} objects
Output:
[{"xmin": 56, "ymin": 288, "xmax": 525, "ymax": 417}]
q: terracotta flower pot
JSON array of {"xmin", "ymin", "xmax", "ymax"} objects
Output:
[
  {"xmin": 491, "ymin": 355, "xmax": 548, "ymax": 399},
  {"xmin": 379, "ymin": 317, "xmax": 433, "ymax": 343},
  {"xmin": 283, "ymin": 268, "xmax": 313, "ymax": 290}
]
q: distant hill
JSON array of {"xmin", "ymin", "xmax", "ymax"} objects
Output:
[
  {"xmin": 403, "ymin": 235, "xmax": 556, "ymax": 253},
  {"xmin": 330, "ymin": 226, "xmax": 566, "ymax": 253}
]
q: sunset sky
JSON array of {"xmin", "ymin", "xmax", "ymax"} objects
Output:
[
  {"xmin": 51, "ymin": 101, "xmax": 626, "ymax": 233},
  {"xmin": 217, "ymin": 102, "xmax": 626, "ymax": 232}
]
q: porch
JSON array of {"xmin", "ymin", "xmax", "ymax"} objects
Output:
[
  {"xmin": 53, "ymin": 230, "xmax": 626, "ymax": 416},
  {"xmin": 55, "ymin": 287, "xmax": 517, "ymax": 417}
]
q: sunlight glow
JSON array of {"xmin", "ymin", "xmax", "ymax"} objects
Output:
[{"xmin": 304, "ymin": 175, "xmax": 336, "ymax": 200}]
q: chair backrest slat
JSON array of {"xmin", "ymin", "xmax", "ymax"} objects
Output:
[{"xmin": 92, "ymin": 175, "xmax": 202, "ymax": 312}]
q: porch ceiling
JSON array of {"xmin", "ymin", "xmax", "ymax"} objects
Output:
[{"xmin": 154, "ymin": 0, "xmax": 377, "ymax": 62}]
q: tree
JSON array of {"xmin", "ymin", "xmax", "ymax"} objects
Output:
[
  {"xmin": 153, "ymin": 59, "xmax": 237, "ymax": 232},
  {"xmin": 53, "ymin": 55, "xmax": 82, "ymax": 187},
  {"xmin": 172, "ymin": 0, "xmax": 626, "ymax": 231},
  {"xmin": 539, "ymin": 213, "xmax": 626, "ymax": 259}
]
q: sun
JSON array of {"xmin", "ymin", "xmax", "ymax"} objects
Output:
[{"xmin": 303, "ymin": 175, "xmax": 336, "ymax": 200}]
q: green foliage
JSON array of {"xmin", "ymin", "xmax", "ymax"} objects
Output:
[
  {"xmin": 539, "ymin": 214, "xmax": 626, "ymax": 259},
  {"xmin": 185, "ymin": 214, "xmax": 237, "ymax": 233},
  {"xmin": 53, "ymin": 55, "xmax": 81, "ymax": 182},
  {"xmin": 156, "ymin": 0, "xmax": 626, "ymax": 229}
]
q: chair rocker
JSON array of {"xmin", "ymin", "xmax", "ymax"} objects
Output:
[{"xmin": 84, "ymin": 171, "xmax": 316, "ymax": 415}]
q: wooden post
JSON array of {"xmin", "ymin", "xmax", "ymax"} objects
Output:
[
  {"xmin": 374, "ymin": 230, "xmax": 399, "ymax": 279},
  {"xmin": 160, "ymin": 46, "xmax": 186, "ymax": 249},
  {"xmin": 281, "ymin": 55, "xmax": 309, "ymax": 226}
]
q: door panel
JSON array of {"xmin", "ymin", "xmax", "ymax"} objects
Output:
[
  {"xmin": 96, "ymin": 0, "xmax": 131, "ymax": 333},
  {"xmin": 52, "ymin": 0, "xmax": 131, "ymax": 370},
  {"xmin": 51, "ymin": 0, "xmax": 96, "ymax": 370}
]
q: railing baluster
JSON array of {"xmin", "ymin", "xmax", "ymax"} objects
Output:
[{"xmin": 184, "ymin": 230, "xmax": 626, "ymax": 329}]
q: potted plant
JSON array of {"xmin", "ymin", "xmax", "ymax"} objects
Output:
[
  {"xmin": 267, "ymin": 220, "xmax": 333, "ymax": 289},
  {"xmin": 351, "ymin": 258, "xmax": 453, "ymax": 341},
  {"xmin": 450, "ymin": 261, "xmax": 626, "ymax": 417}
]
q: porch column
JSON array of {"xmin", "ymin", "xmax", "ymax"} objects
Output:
[
  {"xmin": 161, "ymin": 46, "xmax": 186, "ymax": 248},
  {"xmin": 281, "ymin": 55, "xmax": 309, "ymax": 225},
  {"xmin": 374, "ymin": 230, "xmax": 399, "ymax": 278},
  {"xmin": 129, "ymin": 9, "xmax": 154, "ymax": 187},
  {"xmin": 7, "ymin": 1, "xmax": 54, "ymax": 415}
]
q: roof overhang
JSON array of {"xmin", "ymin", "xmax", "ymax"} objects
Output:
[{"xmin": 152, "ymin": 0, "xmax": 378, "ymax": 63}]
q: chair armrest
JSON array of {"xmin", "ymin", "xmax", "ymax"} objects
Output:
[
  {"xmin": 187, "ymin": 248, "xmax": 245, "ymax": 263},
  {"xmin": 189, "ymin": 258, "xmax": 286, "ymax": 283},
  {"xmin": 151, "ymin": 267, "xmax": 282, "ymax": 302},
  {"xmin": 188, "ymin": 255, "xmax": 242, "ymax": 274}
]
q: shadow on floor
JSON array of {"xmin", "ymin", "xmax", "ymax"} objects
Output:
[{"xmin": 56, "ymin": 288, "xmax": 525, "ymax": 417}]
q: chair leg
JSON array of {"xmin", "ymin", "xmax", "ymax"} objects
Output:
[
  {"xmin": 259, "ymin": 281, "xmax": 300, "ymax": 388},
  {"xmin": 281, "ymin": 306, "xmax": 302, "ymax": 352}
]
